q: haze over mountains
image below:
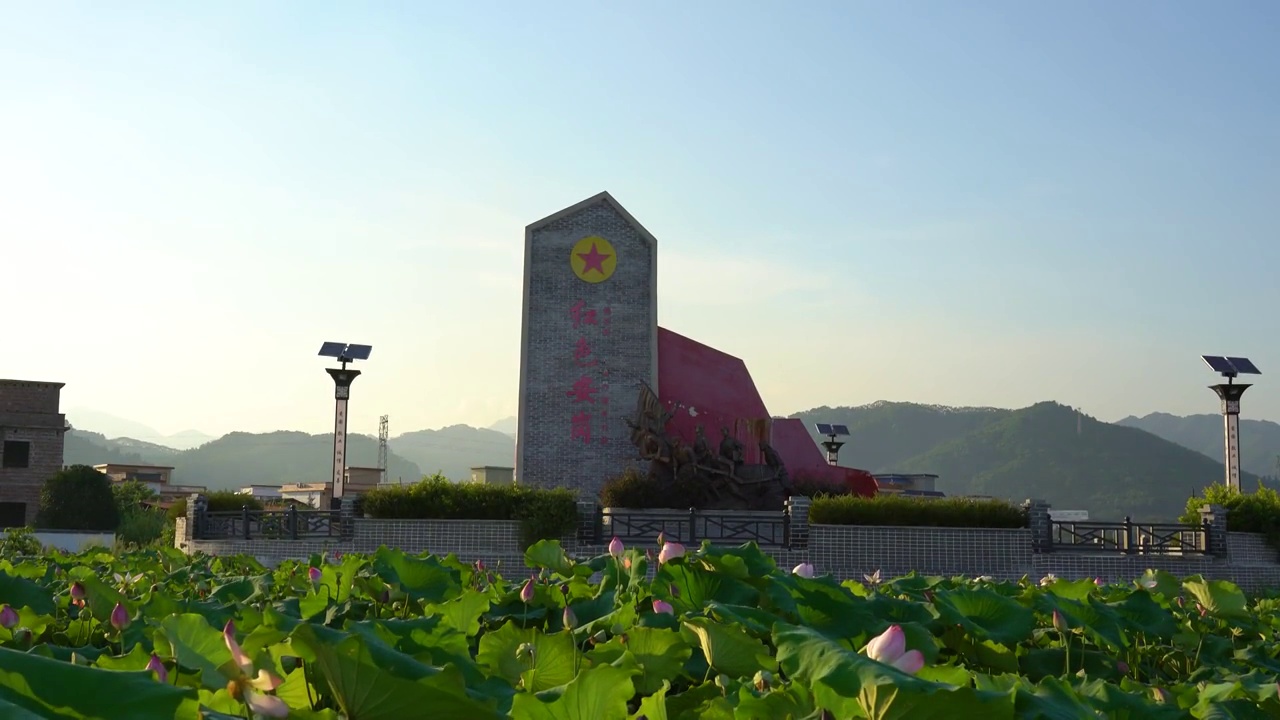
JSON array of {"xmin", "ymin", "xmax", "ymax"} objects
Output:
[{"xmin": 65, "ymin": 402, "xmax": 1278, "ymax": 522}]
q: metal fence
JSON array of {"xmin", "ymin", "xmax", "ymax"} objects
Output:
[
  {"xmin": 194, "ymin": 506, "xmax": 342, "ymax": 540},
  {"xmin": 1051, "ymin": 518, "xmax": 1209, "ymax": 555},
  {"xmin": 583, "ymin": 507, "xmax": 798, "ymax": 549}
]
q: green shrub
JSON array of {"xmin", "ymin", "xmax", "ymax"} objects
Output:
[
  {"xmin": 117, "ymin": 508, "xmax": 167, "ymax": 547},
  {"xmin": 0, "ymin": 527, "xmax": 42, "ymax": 556},
  {"xmin": 37, "ymin": 465, "xmax": 118, "ymax": 531},
  {"xmin": 169, "ymin": 491, "xmax": 264, "ymax": 521},
  {"xmin": 362, "ymin": 475, "xmax": 578, "ymax": 545},
  {"xmin": 1182, "ymin": 484, "xmax": 1280, "ymax": 549},
  {"xmin": 810, "ymin": 494, "xmax": 1029, "ymax": 528}
]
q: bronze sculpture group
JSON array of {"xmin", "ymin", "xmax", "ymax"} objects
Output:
[{"xmin": 625, "ymin": 383, "xmax": 794, "ymax": 510}]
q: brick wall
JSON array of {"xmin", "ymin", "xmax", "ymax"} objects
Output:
[
  {"xmin": 0, "ymin": 380, "xmax": 67, "ymax": 525},
  {"xmin": 517, "ymin": 193, "xmax": 657, "ymax": 498},
  {"xmin": 178, "ymin": 513, "xmax": 1280, "ymax": 593},
  {"xmin": 0, "ymin": 381, "xmax": 63, "ymax": 415}
]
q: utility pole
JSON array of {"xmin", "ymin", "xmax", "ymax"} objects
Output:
[{"xmin": 378, "ymin": 415, "xmax": 389, "ymax": 484}]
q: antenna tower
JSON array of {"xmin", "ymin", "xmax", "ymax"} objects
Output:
[{"xmin": 378, "ymin": 415, "xmax": 389, "ymax": 484}]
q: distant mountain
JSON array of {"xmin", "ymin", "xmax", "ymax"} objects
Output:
[
  {"xmin": 174, "ymin": 431, "xmax": 422, "ymax": 491},
  {"xmin": 488, "ymin": 416, "xmax": 518, "ymax": 437},
  {"xmin": 391, "ymin": 425, "xmax": 514, "ymax": 480},
  {"xmin": 1118, "ymin": 412, "xmax": 1280, "ymax": 479},
  {"xmin": 67, "ymin": 409, "xmax": 214, "ymax": 450},
  {"xmin": 793, "ymin": 402, "xmax": 1012, "ymax": 470},
  {"xmin": 791, "ymin": 401, "xmax": 1246, "ymax": 521}
]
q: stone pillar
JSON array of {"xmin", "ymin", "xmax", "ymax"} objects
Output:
[
  {"xmin": 340, "ymin": 496, "xmax": 359, "ymax": 540},
  {"xmin": 1024, "ymin": 499, "xmax": 1052, "ymax": 554},
  {"xmin": 1199, "ymin": 503, "xmax": 1228, "ymax": 557},
  {"xmin": 575, "ymin": 501, "xmax": 600, "ymax": 547},
  {"xmin": 785, "ymin": 495, "xmax": 811, "ymax": 550},
  {"xmin": 186, "ymin": 493, "xmax": 205, "ymax": 543}
]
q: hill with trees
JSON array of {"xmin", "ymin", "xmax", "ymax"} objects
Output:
[
  {"xmin": 63, "ymin": 423, "xmax": 514, "ymax": 492},
  {"xmin": 792, "ymin": 401, "xmax": 1246, "ymax": 520},
  {"xmin": 1118, "ymin": 412, "xmax": 1280, "ymax": 480}
]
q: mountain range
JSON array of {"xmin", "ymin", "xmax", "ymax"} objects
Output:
[{"xmin": 65, "ymin": 402, "xmax": 1275, "ymax": 521}]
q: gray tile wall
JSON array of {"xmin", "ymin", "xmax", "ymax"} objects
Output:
[{"xmin": 180, "ymin": 519, "xmax": 1280, "ymax": 593}]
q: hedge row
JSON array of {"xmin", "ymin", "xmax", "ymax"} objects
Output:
[
  {"xmin": 361, "ymin": 476, "xmax": 578, "ymax": 544},
  {"xmin": 810, "ymin": 494, "xmax": 1029, "ymax": 528},
  {"xmin": 1182, "ymin": 484, "xmax": 1280, "ymax": 549},
  {"xmin": 598, "ymin": 467, "xmax": 858, "ymax": 509}
]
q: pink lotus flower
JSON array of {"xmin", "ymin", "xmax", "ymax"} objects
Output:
[
  {"xmin": 652, "ymin": 599, "xmax": 674, "ymax": 615},
  {"xmin": 223, "ymin": 620, "xmax": 289, "ymax": 718},
  {"xmin": 146, "ymin": 653, "xmax": 168, "ymax": 684},
  {"xmin": 608, "ymin": 536, "xmax": 624, "ymax": 557},
  {"xmin": 657, "ymin": 542, "xmax": 685, "ymax": 564},
  {"xmin": 792, "ymin": 563, "xmax": 815, "ymax": 578},
  {"xmin": 69, "ymin": 581, "xmax": 86, "ymax": 608},
  {"xmin": 0, "ymin": 605, "xmax": 17, "ymax": 630},
  {"xmin": 864, "ymin": 625, "xmax": 924, "ymax": 674},
  {"xmin": 308, "ymin": 566, "xmax": 322, "ymax": 584},
  {"xmin": 109, "ymin": 603, "xmax": 130, "ymax": 631},
  {"xmin": 1094, "ymin": 577, "xmax": 1105, "ymax": 586},
  {"xmin": 520, "ymin": 578, "xmax": 535, "ymax": 604}
]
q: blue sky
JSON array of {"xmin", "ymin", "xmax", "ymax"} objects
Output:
[{"xmin": 2, "ymin": 2, "xmax": 1278, "ymax": 440}]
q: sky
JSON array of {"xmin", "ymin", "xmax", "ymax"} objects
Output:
[{"xmin": 2, "ymin": 1, "xmax": 1279, "ymax": 441}]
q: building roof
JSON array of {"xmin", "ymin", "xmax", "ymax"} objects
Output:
[
  {"xmin": 0, "ymin": 379, "xmax": 65, "ymax": 388},
  {"xmin": 94, "ymin": 463, "xmax": 176, "ymax": 471}
]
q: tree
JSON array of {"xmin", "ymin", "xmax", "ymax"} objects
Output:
[
  {"xmin": 112, "ymin": 480, "xmax": 165, "ymax": 546},
  {"xmin": 36, "ymin": 465, "xmax": 119, "ymax": 531}
]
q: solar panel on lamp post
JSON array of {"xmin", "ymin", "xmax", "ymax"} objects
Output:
[
  {"xmin": 319, "ymin": 342, "xmax": 374, "ymax": 508},
  {"xmin": 815, "ymin": 423, "xmax": 850, "ymax": 466},
  {"xmin": 1202, "ymin": 355, "xmax": 1261, "ymax": 491}
]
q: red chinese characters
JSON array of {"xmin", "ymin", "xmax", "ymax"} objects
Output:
[{"xmin": 566, "ymin": 299, "xmax": 612, "ymax": 445}]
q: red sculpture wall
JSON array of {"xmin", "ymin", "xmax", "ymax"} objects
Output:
[{"xmin": 655, "ymin": 327, "xmax": 877, "ymax": 496}]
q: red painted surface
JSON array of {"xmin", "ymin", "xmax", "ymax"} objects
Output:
[{"xmin": 656, "ymin": 327, "xmax": 876, "ymax": 496}]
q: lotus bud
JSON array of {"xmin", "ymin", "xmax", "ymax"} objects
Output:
[
  {"xmin": 146, "ymin": 653, "xmax": 168, "ymax": 683},
  {"xmin": 1153, "ymin": 687, "xmax": 1171, "ymax": 704},
  {"xmin": 109, "ymin": 602, "xmax": 130, "ymax": 631},
  {"xmin": 608, "ymin": 536, "xmax": 624, "ymax": 557},
  {"xmin": 1052, "ymin": 609, "xmax": 1067, "ymax": 634},
  {"xmin": 0, "ymin": 605, "xmax": 17, "ymax": 630},
  {"xmin": 308, "ymin": 566, "xmax": 322, "ymax": 584},
  {"xmin": 864, "ymin": 624, "xmax": 924, "ymax": 674},
  {"xmin": 1117, "ymin": 660, "xmax": 1129, "ymax": 674},
  {"xmin": 69, "ymin": 581, "xmax": 86, "ymax": 603},
  {"xmin": 559, "ymin": 583, "xmax": 570, "ymax": 596},
  {"xmin": 656, "ymin": 532, "xmax": 666, "ymax": 547},
  {"xmin": 652, "ymin": 599, "xmax": 674, "ymax": 615},
  {"xmin": 657, "ymin": 542, "xmax": 685, "ymax": 564},
  {"xmin": 1094, "ymin": 577, "xmax": 1105, "ymax": 586},
  {"xmin": 590, "ymin": 629, "xmax": 608, "ymax": 645},
  {"xmin": 753, "ymin": 669, "xmax": 774, "ymax": 691},
  {"xmin": 562, "ymin": 606, "xmax": 577, "ymax": 631},
  {"xmin": 792, "ymin": 563, "xmax": 815, "ymax": 578},
  {"xmin": 520, "ymin": 578, "xmax": 535, "ymax": 604},
  {"xmin": 515, "ymin": 642, "xmax": 536, "ymax": 662}
]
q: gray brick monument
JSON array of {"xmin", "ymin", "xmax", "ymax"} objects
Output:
[{"xmin": 515, "ymin": 192, "xmax": 658, "ymax": 497}]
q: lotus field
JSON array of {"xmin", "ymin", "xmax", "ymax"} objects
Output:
[{"xmin": 0, "ymin": 538, "xmax": 1277, "ymax": 719}]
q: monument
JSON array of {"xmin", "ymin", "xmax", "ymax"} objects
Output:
[
  {"xmin": 517, "ymin": 192, "xmax": 877, "ymax": 503},
  {"xmin": 515, "ymin": 192, "xmax": 659, "ymax": 495}
]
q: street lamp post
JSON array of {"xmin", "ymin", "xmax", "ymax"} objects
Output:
[
  {"xmin": 814, "ymin": 423, "xmax": 851, "ymax": 466},
  {"xmin": 319, "ymin": 342, "xmax": 373, "ymax": 507},
  {"xmin": 1202, "ymin": 355, "xmax": 1261, "ymax": 491}
]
